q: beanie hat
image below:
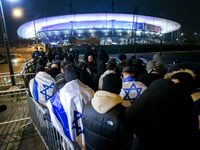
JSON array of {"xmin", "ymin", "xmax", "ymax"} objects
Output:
[
  {"xmin": 122, "ymin": 66, "xmax": 135, "ymax": 73},
  {"xmin": 102, "ymin": 73, "xmax": 122, "ymax": 94}
]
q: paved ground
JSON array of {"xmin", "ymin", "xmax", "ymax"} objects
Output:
[
  {"xmin": 0, "ymin": 93, "xmax": 46, "ymax": 150},
  {"xmin": 19, "ymin": 123, "xmax": 46, "ymax": 150}
]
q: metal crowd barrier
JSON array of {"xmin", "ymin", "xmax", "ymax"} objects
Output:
[
  {"xmin": 0, "ymin": 73, "xmax": 35, "ymax": 89},
  {"xmin": 0, "ymin": 88, "xmax": 30, "ymax": 150},
  {"xmin": 27, "ymin": 94, "xmax": 75, "ymax": 150}
]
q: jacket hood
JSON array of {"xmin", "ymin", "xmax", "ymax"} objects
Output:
[
  {"xmin": 91, "ymin": 91, "xmax": 123, "ymax": 114},
  {"xmin": 191, "ymin": 91, "xmax": 200, "ymax": 102},
  {"xmin": 164, "ymin": 69, "xmax": 195, "ymax": 80}
]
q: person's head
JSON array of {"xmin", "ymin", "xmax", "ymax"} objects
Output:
[
  {"xmin": 146, "ymin": 60, "xmax": 166, "ymax": 75},
  {"xmin": 35, "ymin": 65, "xmax": 45, "ymax": 73},
  {"xmin": 118, "ymin": 53, "xmax": 127, "ymax": 62},
  {"xmin": 64, "ymin": 64, "xmax": 79, "ymax": 82},
  {"xmin": 34, "ymin": 47, "xmax": 38, "ymax": 51},
  {"xmin": 102, "ymin": 73, "xmax": 122, "ymax": 94},
  {"xmin": 87, "ymin": 55, "xmax": 94, "ymax": 63},
  {"xmin": 39, "ymin": 47, "xmax": 44, "ymax": 52},
  {"xmin": 51, "ymin": 63, "xmax": 59, "ymax": 69},
  {"xmin": 60, "ymin": 60, "xmax": 72, "ymax": 74},
  {"xmin": 164, "ymin": 69, "xmax": 196, "ymax": 93},
  {"xmin": 122, "ymin": 66, "xmax": 135, "ymax": 78},
  {"xmin": 37, "ymin": 57, "xmax": 46, "ymax": 67},
  {"xmin": 107, "ymin": 59, "xmax": 117, "ymax": 71}
]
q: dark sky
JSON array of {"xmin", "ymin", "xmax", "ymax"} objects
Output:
[{"xmin": 2, "ymin": 0, "xmax": 200, "ymax": 41}]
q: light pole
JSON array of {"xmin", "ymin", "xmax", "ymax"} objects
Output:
[{"xmin": 0, "ymin": 0, "xmax": 15, "ymax": 85}]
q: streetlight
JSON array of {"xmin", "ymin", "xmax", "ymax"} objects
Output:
[
  {"xmin": 0, "ymin": 0, "xmax": 20, "ymax": 86},
  {"xmin": 12, "ymin": 7, "xmax": 23, "ymax": 18}
]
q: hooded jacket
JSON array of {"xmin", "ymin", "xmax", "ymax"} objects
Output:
[
  {"xmin": 126, "ymin": 79, "xmax": 200, "ymax": 150},
  {"xmin": 83, "ymin": 91, "xmax": 132, "ymax": 150}
]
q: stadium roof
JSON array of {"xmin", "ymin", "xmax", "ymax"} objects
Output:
[{"xmin": 17, "ymin": 13, "xmax": 181, "ymax": 39}]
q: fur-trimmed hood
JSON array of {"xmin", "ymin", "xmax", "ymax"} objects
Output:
[
  {"xmin": 91, "ymin": 91, "xmax": 123, "ymax": 114},
  {"xmin": 164, "ymin": 69, "xmax": 195, "ymax": 80}
]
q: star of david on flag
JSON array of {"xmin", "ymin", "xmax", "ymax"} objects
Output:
[
  {"xmin": 40, "ymin": 83, "xmax": 54, "ymax": 101},
  {"xmin": 72, "ymin": 111, "xmax": 84, "ymax": 136},
  {"xmin": 123, "ymin": 82, "xmax": 142, "ymax": 103}
]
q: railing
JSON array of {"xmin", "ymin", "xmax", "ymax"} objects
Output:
[
  {"xmin": 27, "ymin": 94, "xmax": 75, "ymax": 150},
  {"xmin": 0, "ymin": 88, "xmax": 30, "ymax": 150},
  {"xmin": 0, "ymin": 73, "xmax": 35, "ymax": 90}
]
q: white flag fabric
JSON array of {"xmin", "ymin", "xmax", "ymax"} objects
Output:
[
  {"xmin": 29, "ymin": 71, "xmax": 55, "ymax": 107},
  {"xmin": 46, "ymin": 79, "xmax": 94, "ymax": 149}
]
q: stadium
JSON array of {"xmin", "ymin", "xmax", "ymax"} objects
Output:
[{"xmin": 17, "ymin": 13, "xmax": 181, "ymax": 45}]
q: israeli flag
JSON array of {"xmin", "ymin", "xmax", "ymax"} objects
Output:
[
  {"xmin": 46, "ymin": 79, "xmax": 94, "ymax": 149},
  {"xmin": 29, "ymin": 72, "xmax": 55, "ymax": 107}
]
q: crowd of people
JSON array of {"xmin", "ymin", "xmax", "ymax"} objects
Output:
[{"xmin": 29, "ymin": 46, "xmax": 200, "ymax": 150}]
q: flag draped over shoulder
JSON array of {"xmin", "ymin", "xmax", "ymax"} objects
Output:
[
  {"xmin": 29, "ymin": 72, "xmax": 55, "ymax": 107},
  {"xmin": 47, "ymin": 79, "xmax": 94, "ymax": 149}
]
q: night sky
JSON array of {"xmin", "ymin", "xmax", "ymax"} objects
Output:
[{"xmin": 2, "ymin": 0, "xmax": 200, "ymax": 41}]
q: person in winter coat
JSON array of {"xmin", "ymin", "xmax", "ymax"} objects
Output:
[
  {"xmin": 164, "ymin": 69, "xmax": 200, "ymax": 128},
  {"xmin": 125, "ymin": 79, "xmax": 200, "ymax": 150},
  {"xmin": 98, "ymin": 58, "xmax": 117, "ymax": 90},
  {"xmin": 83, "ymin": 73, "xmax": 133, "ymax": 150}
]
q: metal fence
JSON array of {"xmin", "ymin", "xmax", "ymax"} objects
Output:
[
  {"xmin": 0, "ymin": 73, "xmax": 35, "ymax": 90},
  {"xmin": 0, "ymin": 88, "xmax": 30, "ymax": 150},
  {"xmin": 27, "ymin": 94, "xmax": 76, "ymax": 150}
]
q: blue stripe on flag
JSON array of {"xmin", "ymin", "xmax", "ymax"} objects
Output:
[
  {"xmin": 33, "ymin": 79, "xmax": 39, "ymax": 102},
  {"xmin": 50, "ymin": 92, "xmax": 72, "ymax": 140}
]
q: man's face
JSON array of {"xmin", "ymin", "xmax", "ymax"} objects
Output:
[{"xmin": 88, "ymin": 55, "xmax": 94, "ymax": 63}]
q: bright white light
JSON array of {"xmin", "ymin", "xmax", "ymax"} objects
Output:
[
  {"xmin": 12, "ymin": 7, "xmax": 23, "ymax": 18},
  {"xmin": 8, "ymin": 0, "xmax": 20, "ymax": 2},
  {"xmin": 89, "ymin": 29, "xmax": 95, "ymax": 33},
  {"xmin": 136, "ymin": 30, "xmax": 142, "ymax": 35}
]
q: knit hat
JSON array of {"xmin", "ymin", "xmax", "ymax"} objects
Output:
[
  {"xmin": 102, "ymin": 73, "xmax": 122, "ymax": 94},
  {"xmin": 122, "ymin": 66, "xmax": 135, "ymax": 73}
]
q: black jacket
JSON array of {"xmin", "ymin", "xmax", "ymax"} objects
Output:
[
  {"xmin": 126, "ymin": 79, "xmax": 200, "ymax": 150},
  {"xmin": 83, "ymin": 91, "xmax": 132, "ymax": 150}
]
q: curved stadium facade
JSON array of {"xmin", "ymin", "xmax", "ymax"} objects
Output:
[{"xmin": 17, "ymin": 13, "xmax": 181, "ymax": 45}]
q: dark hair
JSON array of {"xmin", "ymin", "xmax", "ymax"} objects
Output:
[
  {"xmin": 64, "ymin": 64, "xmax": 79, "ymax": 82},
  {"xmin": 118, "ymin": 54, "xmax": 127, "ymax": 61},
  {"xmin": 35, "ymin": 65, "xmax": 45, "ymax": 73},
  {"xmin": 60, "ymin": 60, "xmax": 72, "ymax": 70},
  {"xmin": 107, "ymin": 59, "xmax": 117, "ymax": 70},
  {"xmin": 98, "ymin": 49, "xmax": 109, "ymax": 63}
]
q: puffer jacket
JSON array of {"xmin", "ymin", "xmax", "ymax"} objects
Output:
[{"xmin": 83, "ymin": 91, "xmax": 133, "ymax": 150}]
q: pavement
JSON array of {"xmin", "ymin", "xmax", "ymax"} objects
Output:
[{"xmin": 19, "ymin": 123, "xmax": 46, "ymax": 150}]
